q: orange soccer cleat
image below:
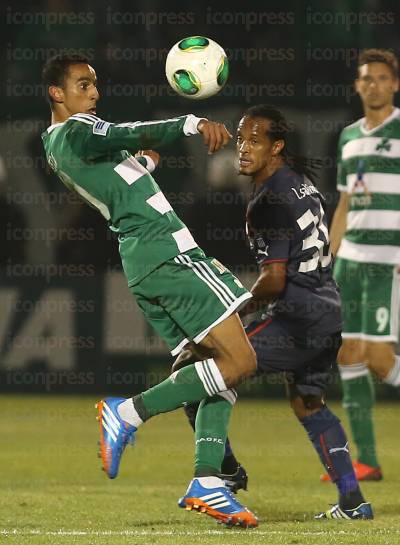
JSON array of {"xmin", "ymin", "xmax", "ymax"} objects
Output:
[
  {"xmin": 178, "ymin": 477, "xmax": 258, "ymax": 528},
  {"xmin": 320, "ymin": 460, "xmax": 383, "ymax": 482}
]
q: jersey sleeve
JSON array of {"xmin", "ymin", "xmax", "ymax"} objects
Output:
[
  {"xmin": 67, "ymin": 113, "xmax": 203, "ymax": 158},
  {"xmin": 251, "ymin": 192, "xmax": 292, "ymax": 267},
  {"xmin": 336, "ymin": 130, "xmax": 347, "ymax": 192}
]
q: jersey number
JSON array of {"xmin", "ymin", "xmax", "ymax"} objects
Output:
[
  {"xmin": 376, "ymin": 307, "xmax": 389, "ymax": 333},
  {"xmin": 296, "ymin": 204, "xmax": 332, "ymax": 273}
]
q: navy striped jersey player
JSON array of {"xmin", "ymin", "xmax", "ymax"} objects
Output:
[
  {"xmin": 246, "ymin": 164, "xmax": 342, "ymax": 338},
  {"xmin": 182, "ymin": 106, "xmax": 371, "ymax": 521}
]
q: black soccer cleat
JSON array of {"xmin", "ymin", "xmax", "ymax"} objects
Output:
[{"xmin": 219, "ymin": 464, "xmax": 248, "ymax": 494}]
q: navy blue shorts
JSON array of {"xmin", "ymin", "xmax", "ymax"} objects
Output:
[{"xmin": 246, "ymin": 317, "xmax": 342, "ymax": 397}]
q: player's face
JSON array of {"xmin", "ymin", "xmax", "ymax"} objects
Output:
[
  {"xmin": 356, "ymin": 62, "xmax": 398, "ymax": 110},
  {"xmin": 57, "ymin": 63, "xmax": 99, "ymax": 116},
  {"xmin": 236, "ymin": 116, "xmax": 277, "ymax": 179}
]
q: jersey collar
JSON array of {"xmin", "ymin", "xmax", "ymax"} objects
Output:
[
  {"xmin": 46, "ymin": 121, "xmax": 66, "ymax": 134},
  {"xmin": 251, "ymin": 165, "xmax": 291, "ymax": 199},
  {"xmin": 360, "ymin": 107, "xmax": 400, "ymax": 135}
]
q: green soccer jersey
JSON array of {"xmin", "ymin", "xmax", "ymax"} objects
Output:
[
  {"xmin": 42, "ymin": 112, "xmax": 202, "ymax": 285},
  {"xmin": 337, "ymin": 107, "xmax": 400, "ymax": 264}
]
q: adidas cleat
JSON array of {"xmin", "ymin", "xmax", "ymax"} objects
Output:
[
  {"xmin": 219, "ymin": 464, "xmax": 248, "ymax": 493},
  {"xmin": 178, "ymin": 477, "xmax": 258, "ymax": 528},
  {"xmin": 315, "ymin": 502, "xmax": 373, "ymax": 520},
  {"xmin": 320, "ymin": 460, "xmax": 383, "ymax": 482},
  {"xmin": 96, "ymin": 397, "xmax": 137, "ymax": 479}
]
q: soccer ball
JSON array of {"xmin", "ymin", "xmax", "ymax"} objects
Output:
[{"xmin": 165, "ymin": 36, "xmax": 229, "ymax": 100}]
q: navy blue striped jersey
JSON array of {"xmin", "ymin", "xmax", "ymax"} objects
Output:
[{"xmin": 246, "ymin": 165, "xmax": 342, "ymax": 336}]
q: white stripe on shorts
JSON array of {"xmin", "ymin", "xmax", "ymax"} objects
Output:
[
  {"xmin": 175, "ymin": 255, "xmax": 231, "ymax": 308},
  {"xmin": 180, "ymin": 254, "xmax": 235, "ymax": 306}
]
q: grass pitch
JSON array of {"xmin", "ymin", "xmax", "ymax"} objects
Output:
[{"xmin": 0, "ymin": 395, "xmax": 399, "ymax": 545}]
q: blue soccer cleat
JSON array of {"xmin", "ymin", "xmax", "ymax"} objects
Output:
[
  {"xmin": 96, "ymin": 397, "xmax": 137, "ymax": 479},
  {"xmin": 315, "ymin": 502, "xmax": 374, "ymax": 520},
  {"xmin": 178, "ymin": 478, "xmax": 258, "ymax": 527}
]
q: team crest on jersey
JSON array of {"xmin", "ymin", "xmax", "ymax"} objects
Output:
[
  {"xmin": 93, "ymin": 120, "xmax": 111, "ymax": 136},
  {"xmin": 255, "ymin": 235, "xmax": 268, "ymax": 257},
  {"xmin": 211, "ymin": 258, "xmax": 227, "ymax": 274},
  {"xmin": 375, "ymin": 137, "xmax": 391, "ymax": 152}
]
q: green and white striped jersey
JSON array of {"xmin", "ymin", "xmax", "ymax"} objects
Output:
[
  {"xmin": 42, "ymin": 112, "xmax": 202, "ymax": 285},
  {"xmin": 337, "ymin": 107, "xmax": 400, "ymax": 264}
]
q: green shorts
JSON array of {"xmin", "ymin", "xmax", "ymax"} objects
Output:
[
  {"xmin": 334, "ymin": 257, "xmax": 400, "ymax": 342},
  {"xmin": 130, "ymin": 248, "xmax": 252, "ymax": 355}
]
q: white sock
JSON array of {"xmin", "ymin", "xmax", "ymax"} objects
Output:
[
  {"xmin": 338, "ymin": 362, "xmax": 370, "ymax": 381},
  {"xmin": 117, "ymin": 398, "xmax": 143, "ymax": 428},
  {"xmin": 194, "ymin": 358, "xmax": 227, "ymax": 396},
  {"xmin": 196, "ymin": 476, "xmax": 224, "ymax": 488},
  {"xmin": 384, "ymin": 355, "xmax": 400, "ymax": 386}
]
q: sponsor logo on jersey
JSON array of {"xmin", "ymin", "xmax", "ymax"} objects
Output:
[
  {"xmin": 257, "ymin": 247, "xmax": 269, "ymax": 259},
  {"xmin": 291, "ymin": 183, "xmax": 319, "ymax": 200},
  {"xmin": 93, "ymin": 120, "xmax": 111, "ymax": 136},
  {"xmin": 255, "ymin": 235, "xmax": 268, "ymax": 259},
  {"xmin": 351, "ymin": 159, "xmax": 370, "ymax": 201}
]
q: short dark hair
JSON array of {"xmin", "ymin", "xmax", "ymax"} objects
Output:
[
  {"xmin": 42, "ymin": 54, "xmax": 90, "ymax": 106},
  {"xmin": 358, "ymin": 48, "xmax": 399, "ymax": 78}
]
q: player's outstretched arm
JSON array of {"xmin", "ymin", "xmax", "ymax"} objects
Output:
[{"xmin": 76, "ymin": 113, "xmax": 203, "ymax": 157}]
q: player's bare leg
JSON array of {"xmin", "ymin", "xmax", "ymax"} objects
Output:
[
  {"xmin": 286, "ymin": 383, "xmax": 373, "ymax": 520},
  {"xmin": 365, "ymin": 340, "xmax": 398, "ymax": 381}
]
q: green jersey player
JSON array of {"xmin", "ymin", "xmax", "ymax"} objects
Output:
[
  {"xmin": 328, "ymin": 49, "xmax": 400, "ymax": 482},
  {"xmin": 41, "ymin": 54, "xmax": 258, "ymax": 527}
]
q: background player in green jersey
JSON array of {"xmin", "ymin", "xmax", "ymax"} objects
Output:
[
  {"xmin": 329, "ymin": 49, "xmax": 400, "ymax": 482},
  {"xmin": 42, "ymin": 54, "xmax": 258, "ymax": 527}
]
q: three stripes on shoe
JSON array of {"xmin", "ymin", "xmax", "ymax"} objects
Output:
[{"xmin": 99, "ymin": 401, "xmax": 121, "ymax": 443}]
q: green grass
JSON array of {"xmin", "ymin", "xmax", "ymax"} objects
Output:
[{"xmin": 0, "ymin": 396, "xmax": 399, "ymax": 544}]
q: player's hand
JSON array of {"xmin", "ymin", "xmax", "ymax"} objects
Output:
[
  {"xmin": 135, "ymin": 149, "xmax": 160, "ymax": 168},
  {"xmin": 197, "ymin": 120, "xmax": 232, "ymax": 154}
]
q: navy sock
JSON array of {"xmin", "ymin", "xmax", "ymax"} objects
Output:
[
  {"xmin": 220, "ymin": 438, "xmax": 240, "ymax": 474},
  {"xmin": 300, "ymin": 406, "xmax": 364, "ymax": 509},
  {"xmin": 183, "ymin": 402, "xmax": 199, "ymax": 432}
]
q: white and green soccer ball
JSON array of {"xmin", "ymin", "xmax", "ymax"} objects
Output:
[{"xmin": 165, "ymin": 36, "xmax": 229, "ymax": 100}]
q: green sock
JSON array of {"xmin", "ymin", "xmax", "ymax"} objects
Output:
[
  {"xmin": 133, "ymin": 361, "xmax": 226, "ymax": 421},
  {"xmin": 341, "ymin": 372, "xmax": 379, "ymax": 467},
  {"xmin": 194, "ymin": 395, "xmax": 233, "ymax": 477}
]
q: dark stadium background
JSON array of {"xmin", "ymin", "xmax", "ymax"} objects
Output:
[{"xmin": 1, "ymin": 0, "xmax": 399, "ymax": 397}]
